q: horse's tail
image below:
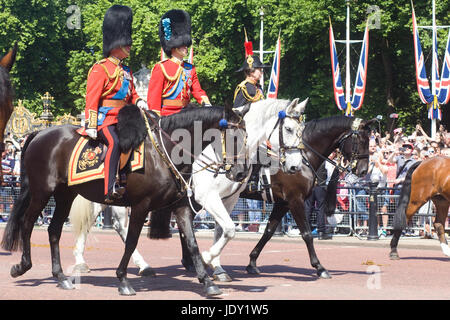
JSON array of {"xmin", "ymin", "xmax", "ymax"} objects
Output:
[
  {"xmin": 69, "ymin": 195, "xmax": 96, "ymax": 239},
  {"xmin": 148, "ymin": 207, "xmax": 172, "ymax": 239},
  {"xmin": 393, "ymin": 161, "xmax": 422, "ymax": 230},
  {"xmin": 1, "ymin": 131, "xmax": 39, "ymax": 251},
  {"xmin": 325, "ymin": 167, "xmax": 340, "ymax": 216}
]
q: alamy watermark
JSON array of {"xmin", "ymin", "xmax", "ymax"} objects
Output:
[{"xmin": 66, "ymin": 5, "xmax": 81, "ymax": 30}]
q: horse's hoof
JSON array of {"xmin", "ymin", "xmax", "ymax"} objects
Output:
[
  {"xmin": 72, "ymin": 263, "xmax": 90, "ymax": 273},
  {"xmin": 246, "ymin": 265, "xmax": 261, "ymax": 275},
  {"xmin": 389, "ymin": 252, "xmax": 400, "ymax": 260},
  {"xmin": 213, "ymin": 272, "xmax": 232, "ymax": 282},
  {"xmin": 205, "ymin": 285, "xmax": 222, "ymax": 297},
  {"xmin": 10, "ymin": 264, "xmax": 23, "ymax": 278},
  {"xmin": 318, "ymin": 270, "xmax": 332, "ymax": 279},
  {"xmin": 181, "ymin": 259, "xmax": 196, "ymax": 272},
  {"xmin": 57, "ymin": 279, "xmax": 75, "ymax": 290},
  {"xmin": 139, "ymin": 266, "xmax": 156, "ymax": 277},
  {"xmin": 118, "ymin": 285, "xmax": 136, "ymax": 296}
]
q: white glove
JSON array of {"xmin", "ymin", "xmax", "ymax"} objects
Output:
[
  {"xmin": 137, "ymin": 99, "xmax": 148, "ymax": 110},
  {"xmin": 85, "ymin": 128, "xmax": 97, "ymax": 139}
]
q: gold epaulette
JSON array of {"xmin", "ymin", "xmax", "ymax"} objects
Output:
[
  {"xmin": 88, "ymin": 58, "xmax": 122, "ymax": 97},
  {"xmin": 234, "ymin": 80, "xmax": 263, "ymax": 103}
]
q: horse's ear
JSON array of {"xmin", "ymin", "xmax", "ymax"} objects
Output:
[
  {"xmin": 286, "ymin": 98, "xmax": 299, "ymax": 114},
  {"xmin": 287, "ymin": 97, "xmax": 308, "ymax": 115},
  {"xmin": 297, "ymin": 97, "xmax": 309, "ymax": 114},
  {"xmin": 363, "ymin": 118, "xmax": 378, "ymax": 129},
  {"xmin": 0, "ymin": 43, "xmax": 18, "ymax": 72}
]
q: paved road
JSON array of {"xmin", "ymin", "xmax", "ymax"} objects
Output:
[{"xmin": 0, "ymin": 227, "xmax": 449, "ymax": 303}]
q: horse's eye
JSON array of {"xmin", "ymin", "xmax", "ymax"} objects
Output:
[{"xmin": 285, "ymin": 127, "xmax": 293, "ymax": 133}]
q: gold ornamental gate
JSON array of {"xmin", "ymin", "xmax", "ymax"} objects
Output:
[{"xmin": 5, "ymin": 100, "xmax": 81, "ymax": 140}]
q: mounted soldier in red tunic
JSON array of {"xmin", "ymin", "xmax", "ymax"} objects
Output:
[
  {"xmin": 147, "ymin": 9, "xmax": 211, "ymax": 116},
  {"xmin": 84, "ymin": 5, "xmax": 148, "ymax": 203}
]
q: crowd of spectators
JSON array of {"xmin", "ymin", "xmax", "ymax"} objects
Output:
[{"xmin": 334, "ymin": 122, "xmax": 449, "ymax": 238}]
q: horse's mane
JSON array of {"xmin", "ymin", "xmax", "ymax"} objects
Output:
[
  {"xmin": 0, "ymin": 67, "xmax": 13, "ymax": 106},
  {"xmin": 303, "ymin": 115, "xmax": 353, "ymax": 141},
  {"xmin": 160, "ymin": 104, "xmax": 226, "ymax": 133}
]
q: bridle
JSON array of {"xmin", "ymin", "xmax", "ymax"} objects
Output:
[
  {"xmin": 336, "ymin": 118, "xmax": 369, "ymax": 172},
  {"xmin": 302, "ymin": 117, "xmax": 369, "ymax": 175},
  {"xmin": 266, "ymin": 107, "xmax": 306, "ymax": 169}
]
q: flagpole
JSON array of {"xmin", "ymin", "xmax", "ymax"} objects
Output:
[
  {"xmin": 259, "ymin": 7, "xmax": 264, "ymax": 90},
  {"xmin": 345, "ymin": 0, "xmax": 351, "ymax": 105},
  {"xmin": 431, "ymin": 0, "xmax": 437, "ymax": 138}
]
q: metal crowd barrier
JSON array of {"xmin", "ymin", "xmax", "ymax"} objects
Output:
[{"xmin": 0, "ymin": 179, "xmax": 448, "ymax": 239}]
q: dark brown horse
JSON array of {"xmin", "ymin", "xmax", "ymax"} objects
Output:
[
  {"xmin": 181, "ymin": 116, "xmax": 374, "ymax": 280},
  {"xmin": 0, "ymin": 43, "xmax": 18, "ymax": 181},
  {"xmin": 1, "ymin": 105, "xmax": 246, "ymax": 296},
  {"xmin": 390, "ymin": 156, "xmax": 450, "ymax": 259}
]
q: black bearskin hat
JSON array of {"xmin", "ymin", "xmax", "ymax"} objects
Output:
[
  {"xmin": 102, "ymin": 5, "xmax": 133, "ymax": 58},
  {"xmin": 159, "ymin": 10, "xmax": 192, "ymax": 57}
]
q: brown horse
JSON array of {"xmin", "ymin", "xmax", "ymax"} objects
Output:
[
  {"xmin": 0, "ymin": 43, "xmax": 18, "ymax": 181},
  {"xmin": 390, "ymin": 156, "xmax": 450, "ymax": 259},
  {"xmin": 180, "ymin": 116, "xmax": 374, "ymax": 280}
]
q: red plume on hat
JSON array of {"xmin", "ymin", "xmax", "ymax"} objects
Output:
[{"xmin": 244, "ymin": 28, "xmax": 253, "ymax": 57}]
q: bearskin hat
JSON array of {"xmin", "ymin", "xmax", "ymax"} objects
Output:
[
  {"xmin": 102, "ymin": 5, "xmax": 133, "ymax": 58},
  {"xmin": 159, "ymin": 10, "xmax": 192, "ymax": 57}
]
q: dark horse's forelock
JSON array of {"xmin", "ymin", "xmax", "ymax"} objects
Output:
[
  {"xmin": 160, "ymin": 104, "xmax": 228, "ymax": 133},
  {"xmin": 303, "ymin": 115, "xmax": 353, "ymax": 141},
  {"xmin": 0, "ymin": 67, "xmax": 14, "ymax": 106}
]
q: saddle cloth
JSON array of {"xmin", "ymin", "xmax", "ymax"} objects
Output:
[{"xmin": 68, "ymin": 136, "xmax": 144, "ymax": 186}]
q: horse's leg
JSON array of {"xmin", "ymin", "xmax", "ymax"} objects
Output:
[
  {"xmin": 179, "ymin": 228, "xmax": 196, "ymax": 272},
  {"xmin": 72, "ymin": 226, "xmax": 91, "ymax": 273},
  {"xmin": 390, "ymin": 196, "xmax": 426, "ymax": 260},
  {"xmin": 198, "ymin": 193, "xmax": 236, "ymax": 269},
  {"xmin": 431, "ymin": 196, "xmax": 450, "ymax": 257},
  {"xmin": 71, "ymin": 198, "xmax": 97, "ymax": 273},
  {"xmin": 10, "ymin": 194, "xmax": 51, "ymax": 278},
  {"xmin": 246, "ymin": 203, "xmax": 288, "ymax": 275},
  {"xmin": 175, "ymin": 205, "xmax": 222, "ymax": 296},
  {"xmin": 291, "ymin": 200, "xmax": 331, "ymax": 279},
  {"xmin": 48, "ymin": 190, "xmax": 77, "ymax": 289},
  {"xmin": 116, "ymin": 202, "xmax": 149, "ymax": 296},
  {"xmin": 110, "ymin": 205, "xmax": 155, "ymax": 276}
]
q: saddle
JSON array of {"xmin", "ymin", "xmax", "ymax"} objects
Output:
[{"xmin": 69, "ymin": 131, "xmax": 144, "ymax": 186}]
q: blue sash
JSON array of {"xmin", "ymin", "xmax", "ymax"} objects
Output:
[{"xmin": 164, "ymin": 63, "xmax": 192, "ymax": 102}]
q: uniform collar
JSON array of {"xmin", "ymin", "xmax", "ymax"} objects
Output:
[
  {"xmin": 170, "ymin": 56, "xmax": 183, "ymax": 65},
  {"xmin": 107, "ymin": 56, "xmax": 121, "ymax": 66}
]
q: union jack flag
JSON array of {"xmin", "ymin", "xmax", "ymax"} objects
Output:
[
  {"xmin": 412, "ymin": 6, "xmax": 433, "ymax": 105},
  {"xmin": 267, "ymin": 35, "xmax": 281, "ymax": 99},
  {"xmin": 437, "ymin": 28, "xmax": 450, "ymax": 106},
  {"xmin": 350, "ymin": 22, "xmax": 369, "ymax": 112},
  {"xmin": 329, "ymin": 21, "xmax": 346, "ymax": 112}
]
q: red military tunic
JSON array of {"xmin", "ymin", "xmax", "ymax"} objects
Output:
[
  {"xmin": 85, "ymin": 56, "xmax": 141, "ymax": 131},
  {"xmin": 147, "ymin": 57, "xmax": 210, "ymax": 116}
]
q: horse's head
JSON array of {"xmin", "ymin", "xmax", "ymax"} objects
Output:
[
  {"xmin": 273, "ymin": 97, "xmax": 308, "ymax": 174},
  {"xmin": 0, "ymin": 43, "xmax": 18, "ymax": 183},
  {"xmin": 221, "ymin": 105, "xmax": 248, "ymax": 182},
  {"xmin": 338, "ymin": 118, "xmax": 375, "ymax": 177}
]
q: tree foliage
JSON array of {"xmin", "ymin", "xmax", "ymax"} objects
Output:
[{"xmin": 0, "ymin": 0, "xmax": 449, "ymax": 132}]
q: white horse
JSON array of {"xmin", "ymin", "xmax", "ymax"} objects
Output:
[
  {"xmin": 69, "ymin": 195, "xmax": 154, "ymax": 276},
  {"xmin": 191, "ymin": 98, "xmax": 308, "ymax": 280}
]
